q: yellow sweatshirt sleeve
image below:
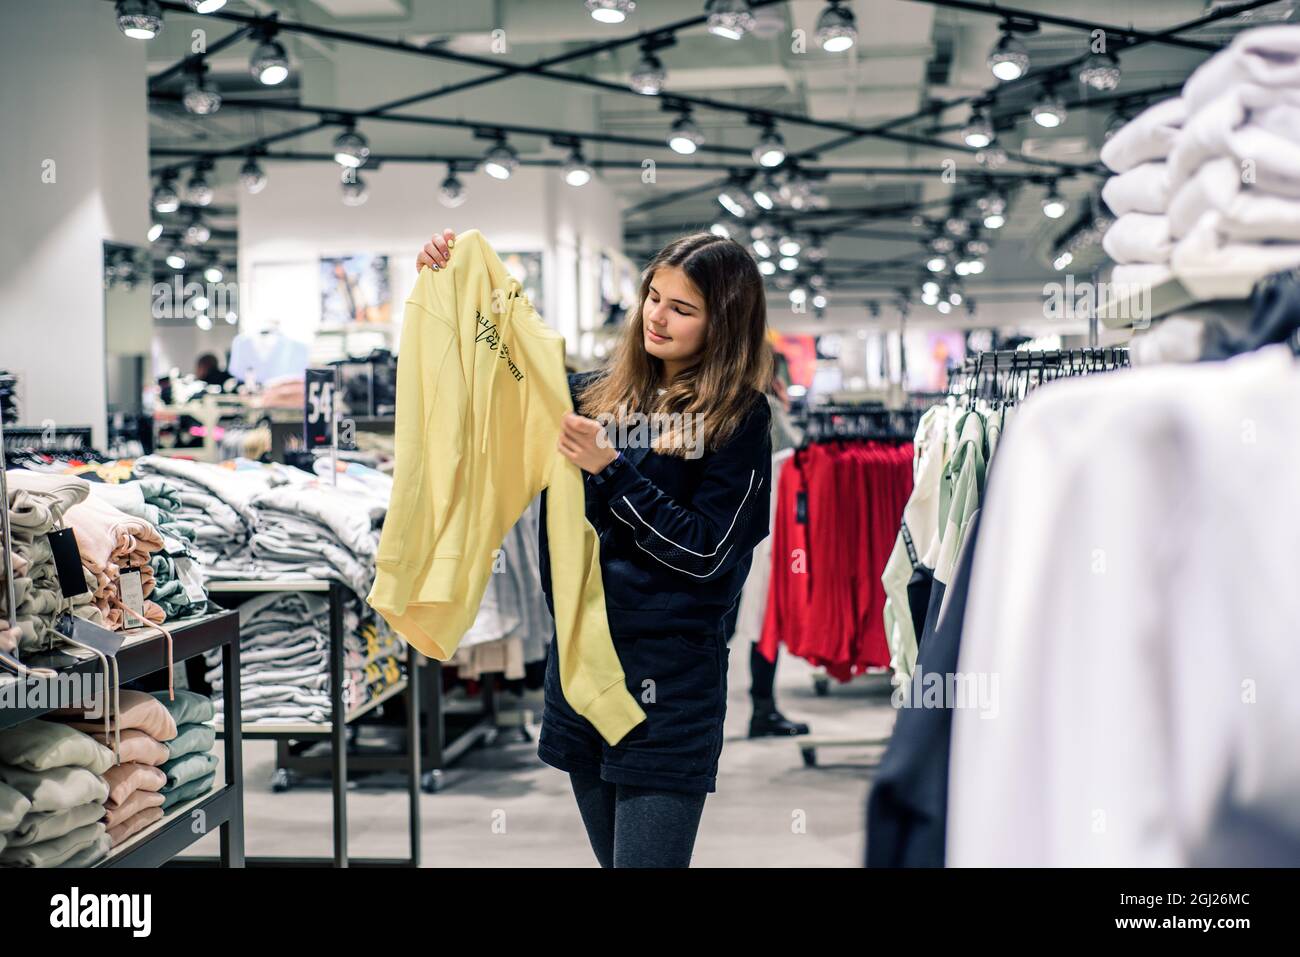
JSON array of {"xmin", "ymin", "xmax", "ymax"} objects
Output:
[{"xmin": 370, "ymin": 286, "xmax": 468, "ymax": 615}]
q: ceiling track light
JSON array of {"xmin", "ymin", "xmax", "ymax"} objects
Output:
[
  {"xmin": 341, "ymin": 169, "xmax": 368, "ymax": 206},
  {"xmin": 1042, "ymin": 181, "xmax": 1068, "ymax": 220},
  {"xmin": 439, "ymin": 164, "xmax": 467, "ymax": 208},
  {"xmin": 239, "ymin": 155, "xmax": 267, "ymax": 194},
  {"xmin": 710, "ymin": 223, "xmax": 732, "ymax": 238},
  {"xmin": 1079, "ymin": 49, "xmax": 1122, "ymax": 92},
  {"xmin": 667, "ymin": 106, "xmax": 704, "ymax": 155},
  {"xmin": 750, "ymin": 120, "xmax": 786, "ymax": 168},
  {"xmin": 563, "ymin": 147, "xmax": 594, "ymax": 187},
  {"xmin": 151, "ymin": 175, "xmax": 180, "ymax": 214},
  {"xmin": 333, "ymin": 124, "xmax": 370, "ymax": 168},
  {"xmin": 630, "ymin": 46, "xmax": 667, "ymax": 95},
  {"xmin": 962, "ymin": 105, "xmax": 995, "ymax": 149},
  {"xmin": 751, "ymin": 173, "xmax": 779, "ymax": 211},
  {"xmin": 1032, "ymin": 88, "xmax": 1068, "ymax": 129},
  {"xmin": 250, "ymin": 27, "xmax": 289, "ymax": 86},
  {"xmin": 815, "ymin": 0, "xmax": 857, "ymax": 54},
  {"xmin": 181, "ymin": 63, "xmax": 221, "ymax": 115},
  {"xmin": 184, "ymin": 0, "xmax": 227, "ymax": 12},
  {"xmin": 717, "ymin": 176, "xmax": 755, "ymax": 217},
  {"xmin": 116, "ymin": 0, "xmax": 163, "ymax": 40},
  {"xmin": 586, "ymin": 0, "xmax": 635, "ymax": 24},
  {"xmin": 987, "ymin": 18, "xmax": 1035, "ymax": 82},
  {"xmin": 707, "ymin": 0, "xmax": 757, "ymax": 40},
  {"xmin": 185, "ymin": 163, "xmax": 213, "ymax": 206},
  {"xmin": 482, "ymin": 135, "xmax": 519, "ymax": 180}
]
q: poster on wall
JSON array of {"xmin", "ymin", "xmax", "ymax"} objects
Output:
[{"xmin": 320, "ymin": 254, "xmax": 392, "ymax": 327}]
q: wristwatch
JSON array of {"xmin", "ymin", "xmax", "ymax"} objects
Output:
[{"xmin": 589, "ymin": 450, "xmax": 625, "ymax": 486}]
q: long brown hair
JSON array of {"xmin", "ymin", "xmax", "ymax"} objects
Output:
[{"xmin": 577, "ymin": 232, "xmax": 772, "ymax": 456}]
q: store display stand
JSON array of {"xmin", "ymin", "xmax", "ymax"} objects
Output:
[
  {"xmin": 205, "ymin": 579, "xmax": 421, "ymax": 868},
  {"xmin": 420, "ymin": 659, "xmax": 532, "ymax": 794},
  {"xmin": 3, "ymin": 612, "xmax": 246, "ymax": 867}
]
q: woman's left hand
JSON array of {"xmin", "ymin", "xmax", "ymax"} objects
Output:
[{"xmin": 558, "ymin": 412, "xmax": 618, "ymax": 475}]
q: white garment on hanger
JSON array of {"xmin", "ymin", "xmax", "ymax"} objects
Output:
[
  {"xmin": 1172, "ymin": 209, "xmax": 1300, "ymax": 276},
  {"xmin": 229, "ymin": 332, "xmax": 310, "ymax": 386},
  {"xmin": 1169, "ymin": 155, "xmax": 1300, "ymax": 242},
  {"xmin": 1101, "ymin": 162, "xmax": 1172, "ymax": 217},
  {"xmin": 948, "ymin": 345, "xmax": 1300, "ymax": 867},
  {"xmin": 1099, "ymin": 97, "xmax": 1187, "ymax": 174},
  {"xmin": 1110, "ymin": 263, "xmax": 1173, "ymax": 288},
  {"xmin": 1183, "ymin": 23, "xmax": 1300, "ymax": 112},
  {"xmin": 1102, "ymin": 212, "xmax": 1173, "ymax": 265}
]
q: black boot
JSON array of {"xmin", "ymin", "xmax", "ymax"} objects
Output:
[{"xmin": 748, "ymin": 697, "xmax": 810, "ymax": 738}]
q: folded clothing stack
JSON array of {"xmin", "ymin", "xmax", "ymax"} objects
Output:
[
  {"xmin": 151, "ymin": 690, "xmax": 218, "ymax": 811},
  {"xmin": 1100, "ymin": 97, "xmax": 1186, "ymax": 284},
  {"xmin": 5, "ymin": 470, "xmax": 104, "ymax": 653},
  {"xmin": 54, "ymin": 689, "xmax": 179, "ymax": 847},
  {"xmin": 0, "ymin": 720, "xmax": 114, "ymax": 867},
  {"xmin": 64, "ymin": 491, "xmax": 165, "ymax": 630},
  {"xmin": 1105, "ymin": 25, "xmax": 1300, "ymax": 284},
  {"xmin": 244, "ymin": 477, "xmax": 382, "ymax": 597},
  {"xmin": 84, "ymin": 477, "xmax": 209, "ymax": 622},
  {"xmin": 131, "ymin": 456, "xmax": 282, "ymax": 572},
  {"xmin": 203, "ymin": 591, "xmax": 404, "ymax": 725}
]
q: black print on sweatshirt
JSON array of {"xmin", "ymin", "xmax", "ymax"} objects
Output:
[{"xmin": 475, "ymin": 310, "xmax": 525, "ymax": 382}]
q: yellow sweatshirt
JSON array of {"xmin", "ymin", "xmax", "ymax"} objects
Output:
[{"xmin": 367, "ymin": 229, "xmax": 646, "ymax": 746}]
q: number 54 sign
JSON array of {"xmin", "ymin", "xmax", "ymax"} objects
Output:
[{"xmin": 304, "ymin": 368, "xmax": 337, "ymax": 449}]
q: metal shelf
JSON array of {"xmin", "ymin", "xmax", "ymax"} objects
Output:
[{"xmin": 2, "ymin": 612, "xmax": 245, "ymax": 868}]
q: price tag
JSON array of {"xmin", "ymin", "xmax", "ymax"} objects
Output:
[
  {"xmin": 160, "ymin": 532, "xmax": 188, "ymax": 556},
  {"xmin": 119, "ymin": 570, "xmax": 145, "ymax": 619},
  {"xmin": 174, "ymin": 557, "xmax": 208, "ymax": 604},
  {"xmin": 304, "ymin": 368, "xmax": 336, "ymax": 449},
  {"xmin": 55, "ymin": 613, "xmax": 125, "ymax": 657},
  {"xmin": 46, "ymin": 529, "xmax": 89, "ymax": 600}
]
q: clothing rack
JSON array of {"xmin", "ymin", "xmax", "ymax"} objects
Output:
[
  {"xmin": 798, "ymin": 404, "xmax": 923, "ymax": 444},
  {"xmin": 949, "ymin": 348, "xmax": 1130, "ymax": 407}
]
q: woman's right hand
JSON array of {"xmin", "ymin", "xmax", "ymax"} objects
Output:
[{"xmin": 417, "ymin": 229, "xmax": 456, "ymax": 274}]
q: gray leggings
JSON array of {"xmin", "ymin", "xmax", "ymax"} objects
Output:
[{"xmin": 569, "ymin": 770, "xmax": 708, "ymax": 868}]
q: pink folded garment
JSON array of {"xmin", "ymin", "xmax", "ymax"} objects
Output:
[
  {"xmin": 101, "ymin": 787, "xmax": 164, "ymax": 829},
  {"xmin": 1, "ymin": 618, "xmax": 18, "ymax": 656},
  {"xmin": 106, "ymin": 805, "xmax": 163, "ymax": 847},
  {"xmin": 54, "ymin": 689, "xmax": 178, "ymax": 742},
  {"xmin": 64, "ymin": 495, "xmax": 163, "ymax": 579},
  {"xmin": 91, "ymin": 729, "xmax": 169, "ymax": 767},
  {"xmin": 102, "ymin": 762, "xmax": 166, "ymax": 808}
]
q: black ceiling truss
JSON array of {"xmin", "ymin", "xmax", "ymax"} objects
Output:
[{"xmin": 127, "ymin": 0, "xmax": 1092, "ymax": 179}]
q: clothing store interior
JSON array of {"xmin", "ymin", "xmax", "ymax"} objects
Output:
[{"xmin": 1, "ymin": 0, "xmax": 1298, "ymax": 874}]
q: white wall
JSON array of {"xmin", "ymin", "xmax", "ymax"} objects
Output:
[
  {"xmin": 0, "ymin": 0, "xmax": 150, "ymax": 450},
  {"xmin": 237, "ymin": 161, "xmax": 623, "ymax": 350}
]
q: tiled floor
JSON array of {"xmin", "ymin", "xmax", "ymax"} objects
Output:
[{"xmin": 183, "ymin": 648, "xmax": 897, "ymax": 867}]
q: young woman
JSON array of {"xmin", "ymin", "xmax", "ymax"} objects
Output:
[{"xmin": 415, "ymin": 228, "xmax": 773, "ymax": 868}]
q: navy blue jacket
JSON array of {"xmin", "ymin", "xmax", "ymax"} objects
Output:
[{"xmin": 539, "ymin": 371, "xmax": 773, "ymax": 638}]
